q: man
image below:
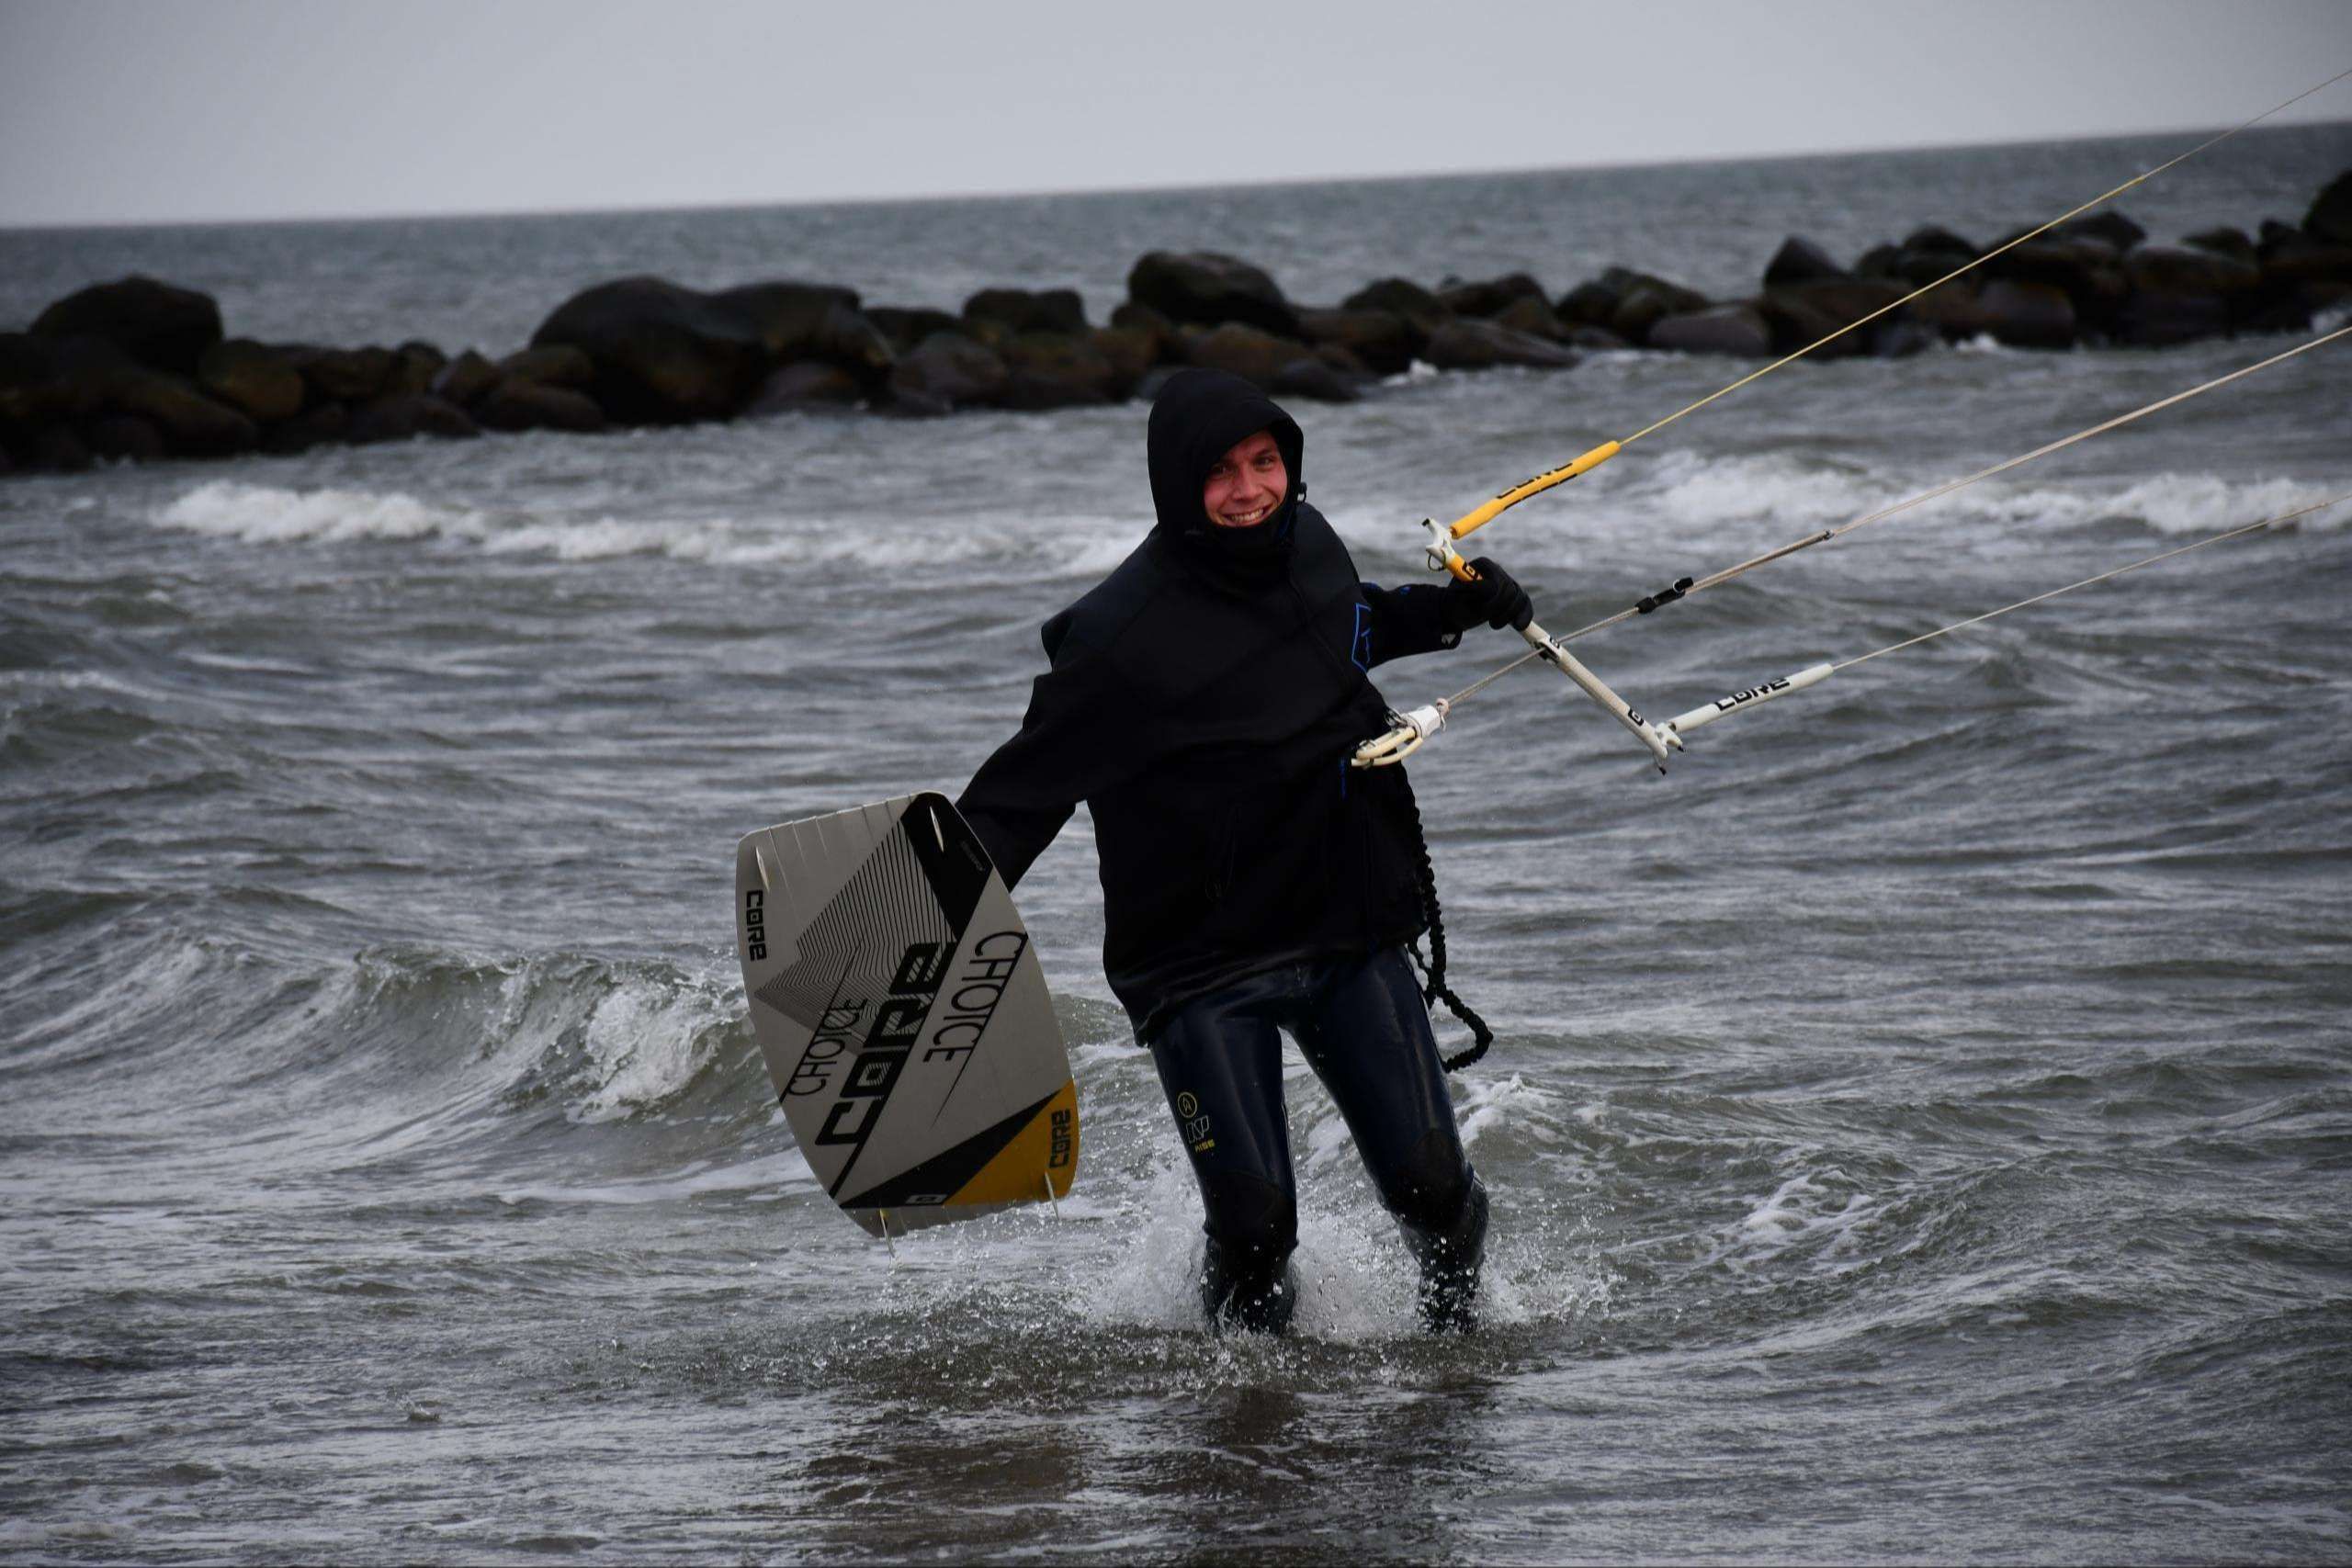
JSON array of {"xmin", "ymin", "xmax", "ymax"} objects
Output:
[{"xmin": 956, "ymin": 368, "xmax": 1532, "ymax": 1334}]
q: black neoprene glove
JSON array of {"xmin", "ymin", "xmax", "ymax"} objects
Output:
[{"xmin": 1442, "ymin": 556, "xmax": 1534, "ymax": 633}]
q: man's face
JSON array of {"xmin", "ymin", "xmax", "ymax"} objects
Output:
[{"xmin": 1202, "ymin": 429, "xmax": 1288, "ymax": 529}]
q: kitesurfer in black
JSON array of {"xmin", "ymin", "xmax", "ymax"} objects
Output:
[{"xmin": 957, "ymin": 368, "xmax": 1532, "ymax": 1334}]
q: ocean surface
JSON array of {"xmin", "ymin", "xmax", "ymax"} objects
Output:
[{"xmin": 5, "ymin": 124, "xmax": 2351, "ymax": 1564}]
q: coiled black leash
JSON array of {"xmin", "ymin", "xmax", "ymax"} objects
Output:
[{"xmin": 1388, "ymin": 768, "xmax": 1493, "ymax": 1073}]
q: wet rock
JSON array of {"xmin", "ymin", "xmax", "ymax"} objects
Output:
[
  {"xmin": 474, "ymin": 378, "xmax": 607, "ymax": 434},
  {"xmin": 30, "ymin": 276, "xmax": 222, "ymax": 376},
  {"xmin": 1176, "ymin": 322, "xmax": 1310, "ymax": 389},
  {"xmin": 197, "ymin": 339, "xmax": 304, "ymax": 423},
  {"xmin": 1977, "ymin": 278, "xmax": 2076, "ymax": 348},
  {"xmin": 744, "ymin": 362, "xmax": 863, "ymax": 415},
  {"xmin": 348, "ymin": 392, "xmax": 481, "ymax": 444},
  {"xmin": 286, "ymin": 344, "xmax": 399, "ymax": 403},
  {"xmin": 1342, "ymin": 277, "xmax": 1447, "ymax": 321},
  {"xmin": 83, "ymin": 412, "xmax": 165, "ymax": 462},
  {"xmin": 712, "ymin": 282, "xmax": 893, "ymax": 381},
  {"xmin": 1295, "ymin": 308, "xmax": 1420, "ymax": 375},
  {"xmin": 0, "ymin": 333, "xmax": 102, "ymax": 433},
  {"xmin": 2258, "ymin": 236, "xmax": 2352, "ymax": 286},
  {"xmin": 389, "ymin": 342, "xmax": 446, "ymax": 395},
  {"xmin": 1554, "ymin": 278, "xmax": 1622, "ymax": 328},
  {"xmin": 1757, "ymin": 279, "xmax": 1912, "ymax": 357},
  {"xmin": 868, "ymin": 307, "xmax": 965, "ymax": 355},
  {"xmin": 531, "ymin": 276, "xmax": 770, "ymax": 423},
  {"xmin": 2302, "ymin": 169, "xmax": 2352, "ymax": 246},
  {"xmin": 497, "ymin": 344, "xmax": 594, "ymax": 389},
  {"xmin": 1763, "ymin": 236, "xmax": 1849, "ymax": 288},
  {"xmin": 1091, "ymin": 326, "xmax": 1159, "ymax": 397},
  {"xmin": 1648, "ymin": 302, "xmax": 1771, "ymax": 356},
  {"xmin": 260, "ymin": 400, "xmax": 347, "ymax": 454},
  {"xmin": 102, "ymin": 367, "xmax": 258, "ymax": 457},
  {"xmin": 1902, "ymin": 224, "xmax": 1978, "ymax": 255},
  {"xmin": 2184, "ymin": 227, "xmax": 2256, "ymax": 267},
  {"xmin": 427, "ymin": 350, "xmax": 499, "ymax": 409},
  {"xmin": 964, "ymin": 288, "xmax": 1087, "ymax": 337},
  {"xmin": 1905, "ymin": 277, "xmax": 1988, "ymax": 341},
  {"xmin": 2117, "ymin": 244, "xmax": 2260, "ymax": 342},
  {"xmin": 1436, "ymin": 273, "xmax": 1544, "ymax": 318},
  {"xmin": 2052, "ymin": 210, "xmax": 2145, "ymax": 253},
  {"xmin": 1984, "ymin": 242, "xmax": 2126, "ymax": 334},
  {"xmin": 1854, "ymin": 243, "xmax": 1903, "ymax": 281},
  {"xmin": 887, "ymin": 332, "xmax": 1009, "ymax": 413},
  {"xmin": 1566, "ymin": 325, "xmax": 1632, "ymax": 351},
  {"xmin": 1491, "ymin": 295, "xmax": 1570, "ymax": 343},
  {"xmin": 1000, "ymin": 333, "xmax": 1117, "ymax": 409},
  {"xmin": 1128, "ymin": 252, "xmax": 1301, "ymax": 337},
  {"xmin": 1421, "ymin": 319, "xmax": 1580, "ymax": 371},
  {"xmin": 1600, "ymin": 268, "xmax": 1710, "ymax": 344},
  {"xmin": 1271, "ymin": 355, "xmax": 1363, "ymax": 403},
  {"xmin": 30, "ymin": 424, "xmax": 93, "ymax": 472}
]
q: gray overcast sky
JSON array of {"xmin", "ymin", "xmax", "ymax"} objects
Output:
[{"xmin": 2, "ymin": 0, "xmax": 2346, "ymax": 226}]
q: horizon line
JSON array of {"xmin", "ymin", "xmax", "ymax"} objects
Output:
[{"xmin": 4, "ymin": 113, "xmax": 2346, "ymax": 235}]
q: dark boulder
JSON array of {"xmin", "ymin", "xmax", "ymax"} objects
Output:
[
  {"xmin": 1342, "ymin": 277, "xmax": 1448, "ymax": 321},
  {"xmin": 497, "ymin": 344, "xmax": 594, "ymax": 389},
  {"xmin": 389, "ymin": 342, "xmax": 446, "ymax": 396},
  {"xmin": 474, "ymin": 378, "xmax": 607, "ymax": 434},
  {"xmin": 285, "ymin": 344, "xmax": 398, "ymax": 403},
  {"xmin": 1984, "ymin": 242, "xmax": 2126, "ymax": 333},
  {"xmin": 964, "ymin": 288, "xmax": 1087, "ymax": 336},
  {"xmin": 1854, "ymin": 243, "xmax": 1903, "ymax": 280},
  {"xmin": 744, "ymin": 362, "xmax": 863, "ymax": 415},
  {"xmin": 1555, "ymin": 278, "xmax": 1622, "ymax": 327},
  {"xmin": 887, "ymin": 332, "xmax": 1010, "ymax": 414},
  {"xmin": 2052, "ymin": 210, "xmax": 2145, "ymax": 253},
  {"xmin": 2119, "ymin": 244, "xmax": 2260, "ymax": 342},
  {"xmin": 1648, "ymin": 303, "xmax": 1772, "ymax": 357},
  {"xmin": 1421, "ymin": 319, "xmax": 1580, "ymax": 371},
  {"xmin": 347, "ymin": 392, "xmax": 481, "ymax": 445},
  {"xmin": 868, "ymin": 307, "xmax": 965, "ymax": 355},
  {"xmin": 1176, "ymin": 322, "xmax": 1312, "ymax": 389},
  {"xmin": 711, "ymin": 282, "xmax": 893, "ymax": 381},
  {"xmin": 1128, "ymin": 252, "xmax": 1301, "ymax": 337},
  {"xmin": 430, "ymin": 350, "xmax": 501, "ymax": 409},
  {"xmin": 102, "ymin": 367, "xmax": 258, "ymax": 457},
  {"xmin": 1091, "ymin": 326, "xmax": 1159, "ymax": 396},
  {"xmin": 2185, "ymin": 227, "xmax": 2256, "ymax": 266},
  {"xmin": 531, "ymin": 276, "xmax": 770, "ymax": 423},
  {"xmin": 0, "ymin": 333, "xmax": 104, "ymax": 430},
  {"xmin": 28, "ymin": 424, "xmax": 93, "ymax": 472},
  {"xmin": 197, "ymin": 339, "xmax": 304, "ymax": 423},
  {"xmin": 82, "ymin": 412, "xmax": 165, "ymax": 462},
  {"xmin": 1600, "ymin": 268, "xmax": 1710, "ymax": 344},
  {"xmin": 1902, "ymin": 224, "xmax": 1978, "ymax": 255},
  {"xmin": 2257, "ymin": 235, "xmax": 2352, "ymax": 286},
  {"xmin": 1756, "ymin": 279, "xmax": 1911, "ymax": 357},
  {"xmin": 1436, "ymin": 272, "xmax": 1544, "ymax": 318},
  {"xmin": 1491, "ymin": 294, "xmax": 1570, "ymax": 343},
  {"xmin": 30, "ymin": 276, "xmax": 222, "ymax": 376},
  {"xmin": 999, "ymin": 333, "xmax": 1118, "ymax": 409},
  {"xmin": 260, "ymin": 401, "xmax": 347, "ymax": 455},
  {"xmin": 1977, "ymin": 278, "xmax": 2076, "ymax": 348},
  {"xmin": 1566, "ymin": 325, "xmax": 1633, "ymax": 351},
  {"xmin": 1271, "ymin": 355, "xmax": 1363, "ymax": 403},
  {"xmin": 1295, "ymin": 307, "xmax": 1420, "ymax": 374},
  {"xmin": 1763, "ymin": 236, "xmax": 1849, "ymax": 288},
  {"xmin": 1906, "ymin": 277, "xmax": 1989, "ymax": 341},
  {"xmin": 2301, "ymin": 169, "xmax": 2352, "ymax": 246}
]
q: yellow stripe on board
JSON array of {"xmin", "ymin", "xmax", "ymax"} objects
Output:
[{"xmin": 948, "ymin": 1078, "xmax": 1080, "ymax": 1205}]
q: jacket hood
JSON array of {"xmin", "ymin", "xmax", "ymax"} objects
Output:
[{"xmin": 1146, "ymin": 369, "xmax": 1306, "ymax": 547}]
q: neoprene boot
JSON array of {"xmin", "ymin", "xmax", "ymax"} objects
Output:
[
  {"xmin": 1200, "ymin": 1235, "xmax": 1297, "ymax": 1334},
  {"xmin": 1400, "ymin": 1176, "xmax": 1487, "ymax": 1334}
]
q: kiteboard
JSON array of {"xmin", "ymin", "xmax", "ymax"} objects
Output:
[{"xmin": 735, "ymin": 792, "xmax": 1076, "ymax": 1237}]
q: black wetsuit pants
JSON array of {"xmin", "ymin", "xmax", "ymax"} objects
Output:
[{"xmin": 1148, "ymin": 946, "xmax": 1487, "ymax": 1334}]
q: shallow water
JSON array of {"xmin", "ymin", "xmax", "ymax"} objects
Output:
[{"xmin": 5, "ymin": 124, "xmax": 2352, "ymax": 1563}]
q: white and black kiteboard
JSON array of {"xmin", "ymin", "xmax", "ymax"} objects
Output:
[{"xmin": 735, "ymin": 793, "xmax": 1077, "ymax": 1236}]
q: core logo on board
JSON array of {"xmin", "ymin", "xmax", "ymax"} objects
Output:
[
  {"xmin": 1049, "ymin": 1106, "xmax": 1074, "ymax": 1169},
  {"xmin": 813, "ymin": 940, "xmax": 951, "ymax": 1147},
  {"xmin": 743, "ymin": 887, "xmax": 767, "ymax": 961}
]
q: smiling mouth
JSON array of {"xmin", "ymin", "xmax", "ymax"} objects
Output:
[{"xmin": 1219, "ymin": 503, "xmax": 1273, "ymax": 526}]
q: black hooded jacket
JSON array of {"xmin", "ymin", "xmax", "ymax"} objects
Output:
[{"xmin": 956, "ymin": 369, "xmax": 1464, "ymax": 1041}]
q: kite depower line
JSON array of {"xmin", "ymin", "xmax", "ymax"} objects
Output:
[{"xmin": 1355, "ymin": 65, "xmax": 2352, "ymax": 774}]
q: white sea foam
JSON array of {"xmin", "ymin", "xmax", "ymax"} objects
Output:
[
  {"xmin": 158, "ymin": 479, "xmax": 482, "ymax": 545},
  {"xmin": 568, "ymin": 970, "xmax": 737, "ymax": 1122}
]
